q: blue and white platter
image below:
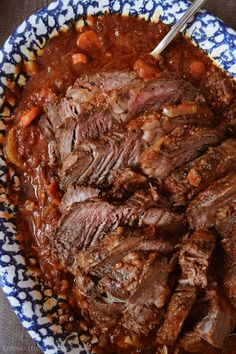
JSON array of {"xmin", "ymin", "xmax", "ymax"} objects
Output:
[{"xmin": 0, "ymin": 1, "xmax": 235, "ymax": 353}]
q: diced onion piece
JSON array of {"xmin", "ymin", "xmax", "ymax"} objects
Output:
[
  {"xmin": 24, "ymin": 60, "xmax": 40, "ymax": 76},
  {"xmin": 123, "ymin": 336, "xmax": 134, "ymax": 345},
  {"xmin": 142, "ymin": 119, "xmax": 160, "ymax": 131},
  {"xmin": 86, "ymin": 15, "xmax": 94, "ymax": 26},
  {"xmin": 163, "ymin": 101, "xmax": 198, "ymax": 118},
  {"xmin": 75, "ymin": 19, "xmax": 85, "ymax": 33},
  {"xmin": 19, "ymin": 106, "xmax": 41, "ymax": 128},
  {"xmin": 161, "ymin": 346, "xmax": 168, "ymax": 354},
  {"xmin": 72, "ymin": 53, "xmax": 88, "ymax": 65},
  {"xmin": 77, "ymin": 31, "xmax": 101, "ymax": 51},
  {"xmin": 140, "ymin": 136, "xmax": 166, "ymax": 167},
  {"xmin": 5, "ymin": 127, "xmax": 22, "ymax": 168}
]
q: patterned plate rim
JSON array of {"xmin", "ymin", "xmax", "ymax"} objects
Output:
[{"xmin": 0, "ymin": 1, "xmax": 235, "ymax": 354}]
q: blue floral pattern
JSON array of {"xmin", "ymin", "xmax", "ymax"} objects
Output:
[{"xmin": 0, "ymin": 1, "xmax": 235, "ymax": 353}]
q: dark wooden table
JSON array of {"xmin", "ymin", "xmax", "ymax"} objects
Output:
[{"xmin": 0, "ymin": 1, "xmax": 235, "ymax": 353}]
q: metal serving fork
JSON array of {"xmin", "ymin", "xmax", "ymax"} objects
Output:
[{"xmin": 150, "ymin": 0, "xmax": 207, "ymax": 58}]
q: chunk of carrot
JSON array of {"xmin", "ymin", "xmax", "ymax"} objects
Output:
[
  {"xmin": 19, "ymin": 106, "xmax": 41, "ymax": 128},
  {"xmin": 72, "ymin": 53, "xmax": 88, "ymax": 65},
  {"xmin": 189, "ymin": 60, "xmax": 206, "ymax": 79},
  {"xmin": 133, "ymin": 59, "xmax": 159, "ymax": 79},
  {"xmin": 5, "ymin": 127, "xmax": 22, "ymax": 168},
  {"xmin": 76, "ymin": 30, "xmax": 101, "ymax": 51}
]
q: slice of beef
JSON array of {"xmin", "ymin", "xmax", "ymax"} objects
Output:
[
  {"xmin": 60, "ymin": 120, "xmax": 224, "ymax": 193},
  {"xmin": 73, "ymin": 108, "xmax": 114, "ymax": 145},
  {"xmin": 156, "ymin": 284, "xmax": 197, "ymax": 346},
  {"xmin": 56, "ymin": 92, "xmax": 208, "ymax": 162},
  {"xmin": 215, "ymin": 203, "xmax": 236, "ymax": 268},
  {"xmin": 123, "ymin": 201, "xmax": 185, "ymax": 234},
  {"xmin": 59, "ymin": 90, "xmax": 215, "ymax": 189},
  {"xmin": 222, "ymin": 336, "xmax": 236, "ymax": 354},
  {"xmin": 47, "ymin": 140, "xmax": 59, "ymax": 167},
  {"xmin": 42, "ymin": 83, "xmax": 128, "ymax": 165},
  {"xmin": 79, "ymin": 229, "xmax": 173, "ymax": 279},
  {"xmin": 73, "ymin": 224, "xmax": 177, "ymax": 335},
  {"xmin": 120, "ymin": 189, "xmax": 186, "ymax": 233},
  {"xmin": 75, "ymin": 269, "xmax": 125, "ymax": 332},
  {"xmin": 63, "ymin": 72, "xmax": 201, "ymax": 123},
  {"xmin": 55, "ymin": 108, "xmax": 115, "ymax": 162},
  {"xmin": 42, "ymin": 71, "xmax": 202, "ymax": 153},
  {"xmin": 187, "ymin": 174, "xmax": 236, "ymax": 229},
  {"xmin": 53, "ymin": 200, "xmax": 122, "ymax": 266},
  {"xmin": 224, "ymin": 100, "xmax": 236, "ymax": 136},
  {"xmin": 74, "ymin": 229, "xmax": 175, "ymax": 333},
  {"xmin": 216, "ymin": 203, "xmax": 236, "ymax": 307},
  {"xmin": 140, "ymin": 124, "xmax": 225, "ymax": 179},
  {"xmin": 127, "ymin": 76, "xmax": 199, "ymax": 114},
  {"xmin": 41, "ymin": 71, "xmax": 139, "ymax": 144},
  {"xmin": 222, "ymin": 268, "xmax": 236, "ymax": 309},
  {"xmin": 55, "ymin": 189, "xmax": 184, "ymax": 267},
  {"xmin": 60, "ymin": 185, "xmax": 100, "ymax": 212},
  {"xmin": 97, "ymin": 252, "xmax": 155, "ymax": 301},
  {"xmin": 180, "ymin": 282, "xmax": 235, "ymax": 350},
  {"xmin": 45, "ymin": 71, "xmax": 199, "ymax": 138},
  {"xmin": 39, "ymin": 113, "xmax": 73, "ymax": 165},
  {"xmin": 87, "ymin": 300, "xmax": 125, "ymax": 332},
  {"xmin": 164, "ymin": 138, "xmax": 236, "ymax": 206},
  {"xmin": 39, "ymin": 114, "xmax": 60, "ymax": 166},
  {"xmin": 75, "ymin": 255, "xmax": 169, "ymax": 334},
  {"xmin": 60, "ymin": 127, "xmax": 142, "ymax": 190},
  {"xmin": 202, "ymin": 68, "xmax": 236, "ymax": 110},
  {"xmin": 111, "ymin": 168, "xmax": 147, "ymax": 199},
  {"xmin": 74, "ymin": 227, "xmax": 127, "ymax": 274},
  {"xmin": 58, "ymin": 113, "xmax": 163, "ymax": 189},
  {"xmin": 45, "ymin": 71, "xmax": 139, "ymax": 127},
  {"xmin": 180, "ymin": 332, "xmax": 220, "ymax": 353},
  {"xmin": 39, "ymin": 114, "xmax": 54, "ymax": 140},
  {"xmin": 55, "ymin": 117, "xmax": 76, "ymax": 162},
  {"xmin": 67, "ymin": 70, "xmax": 139, "ymax": 103},
  {"xmin": 75, "ymin": 226, "xmax": 171, "ymax": 301},
  {"xmin": 70, "ymin": 72, "xmax": 200, "ymax": 122},
  {"xmin": 193, "ymin": 286, "xmax": 236, "ymax": 349},
  {"xmin": 130, "ymin": 101, "xmax": 214, "ymax": 149},
  {"xmin": 122, "ymin": 256, "xmax": 176, "ymax": 335},
  {"xmin": 179, "ymin": 230, "xmax": 215, "ymax": 288},
  {"xmin": 45, "ymin": 97, "xmax": 76, "ymax": 133}
]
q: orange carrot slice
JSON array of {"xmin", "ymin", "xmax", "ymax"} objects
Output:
[
  {"xmin": 5, "ymin": 127, "xmax": 22, "ymax": 168},
  {"xmin": 20, "ymin": 106, "xmax": 41, "ymax": 128}
]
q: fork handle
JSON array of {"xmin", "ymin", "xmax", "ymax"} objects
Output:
[{"xmin": 151, "ymin": 0, "xmax": 207, "ymax": 58}]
